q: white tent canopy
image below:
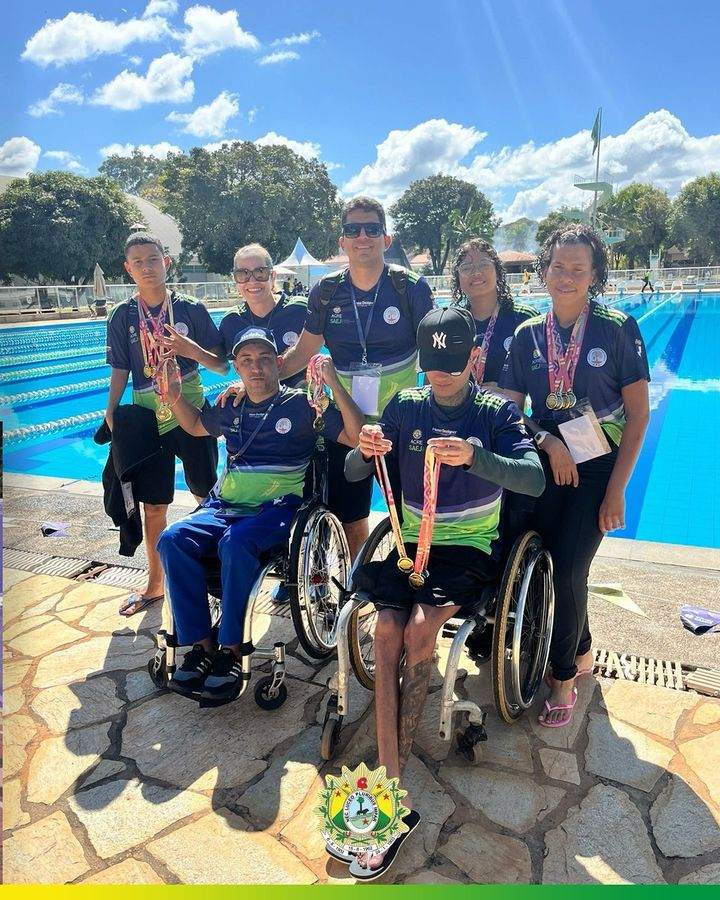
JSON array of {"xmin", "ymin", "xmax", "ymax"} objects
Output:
[{"xmin": 277, "ymin": 237, "xmax": 325, "ymax": 268}]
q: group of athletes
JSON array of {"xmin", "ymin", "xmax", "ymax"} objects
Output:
[{"xmin": 104, "ymin": 194, "xmax": 650, "ymax": 879}]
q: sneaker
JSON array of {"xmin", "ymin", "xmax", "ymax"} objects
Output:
[
  {"xmin": 170, "ymin": 644, "xmax": 215, "ymax": 696},
  {"xmin": 200, "ymin": 647, "xmax": 244, "ymax": 704},
  {"xmin": 271, "ymin": 582, "xmax": 290, "ymax": 604}
]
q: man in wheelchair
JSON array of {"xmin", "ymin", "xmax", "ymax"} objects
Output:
[
  {"xmin": 343, "ymin": 307, "xmax": 545, "ymax": 877},
  {"xmin": 157, "ymin": 326, "xmax": 363, "ymax": 704}
]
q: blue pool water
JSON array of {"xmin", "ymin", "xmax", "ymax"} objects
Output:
[{"xmin": 2, "ymin": 295, "xmax": 718, "ymax": 549}]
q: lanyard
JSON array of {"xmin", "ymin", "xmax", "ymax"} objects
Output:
[
  {"xmin": 248, "ymin": 294, "xmax": 282, "ymax": 330},
  {"xmin": 472, "ymin": 307, "xmax": 499, "ymax": 384},
  {"xmin": 229, "ymin": 389, "xmax": 283, "ymax": 464},
  {"xmin": 545, "ymin": 302, "xmax": 590, "ymax": 394},
  {"xmin": 349, "ymin": 273, "xmax": 384, "ymax": 366},
  {"xmin": 374, "ymin": 454, "xmax": 414, "ymax": 575}
]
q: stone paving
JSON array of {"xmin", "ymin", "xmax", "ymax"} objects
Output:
[{"xmin": 3, "ymin": 564, "xmax": 719, "ymax": 885}]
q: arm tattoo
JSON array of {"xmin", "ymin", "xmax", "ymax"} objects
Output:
[{"xmin": 397, "ymin": 658, "xmax": 433, "ymax": 772}]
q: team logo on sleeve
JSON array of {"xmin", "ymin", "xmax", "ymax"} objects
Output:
[
  {"xmin": 635, "ymin": 339, "xmax": 643, "ymax": 358},
  {"xmin": 283, "ymin": 331, "xmax": 299, "ymax": 347},
  {"xmin": 467, "ymin": 436, "xmax": 484, "ymax": 448},
  {"xmin": 383, "ymin": 306, "xmax": 400, "ymax": 325},
  {"xmin": 275, "ymin": 418, "xmax": 292, "ymax": 434},
  {"xmin": 504, "ymin": 336, "xmax": 513, "ymax": 352},
  {"xmin": 175, "ymin": 322, "xmax": 189, "ymax": 336},
  {"xmin": 587, "ymin": 347, "xmax": 607, "ymax": 367}
]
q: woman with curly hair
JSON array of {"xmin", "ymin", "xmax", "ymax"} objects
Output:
[
  {"xmin": 451, "ymin": 238, "xmax": 536, "ymax": 388},
  {"xmin": 499, "ymin": 224, "xmax": 650, "ymax": 727}
]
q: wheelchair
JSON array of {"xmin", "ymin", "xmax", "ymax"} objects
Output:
[
  {"xmin": 320, "ymin": 512, "xmax": 554, "ymax": 760},
  {"xmin": 147, "ymin": 445, "xmax": 350, "ymax": 709}
]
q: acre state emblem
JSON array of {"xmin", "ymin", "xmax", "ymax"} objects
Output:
[{"xmin": 316, "ymin": 763, "xmax": 409, "ymax": 856}]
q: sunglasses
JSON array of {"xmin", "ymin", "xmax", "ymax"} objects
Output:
[
  {"xmin": 233, "ymin": 266, "xmax": 272, "ymax": 283},
  {"xmin": 342, "ymin": 222, "xmax": 385, "ymax": 238}
]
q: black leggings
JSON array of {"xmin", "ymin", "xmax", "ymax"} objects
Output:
[{"xmin": 531, "ymin": 451, "xmax": 616, "ymax": 681}]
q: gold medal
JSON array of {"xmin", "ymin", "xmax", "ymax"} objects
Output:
[
  {"xmin": 313, "ymin": 415, "xmax": 325, "ymax": 432},
  {"xmin": 565, "ymin": 390, "xmax": 577, "ymax": 408},
  {"xmin": 546, "ymin": 392, "xmax": 558, "ymax": 410},
  {"xmin": 560, "ymin": 392, "xmax": 570, "ymax": 410},
  {"xmin": 144, "ymin": 364, "xmax": 156, "ymax": 378},
  {"xmin": 156, "ymin": 404, "xmax": 173, "ymax": 423},
  {"xmin": 408, "ymin": 571, "xmax": 426, "ymax": 589},
  {"xmin": 318, "ymin": 394, "xmax": 330, "ymax": 412},
  {"xmin": 396, "ymin": 555, "xmax": 414, "ymax": 574}
]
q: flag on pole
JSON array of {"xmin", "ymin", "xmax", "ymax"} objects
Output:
[{"xmin": 591, "ymin": 108, "xmax": 602, "ymax": 155}]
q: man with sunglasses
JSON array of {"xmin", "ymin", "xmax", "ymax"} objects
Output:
[
  {"xmin": 219, "ymin": 243, "xmax": 308, "ymax": 388},
  {"xmin": 279, "ymin": 196, "xmax": 434, "ymax": 559}
]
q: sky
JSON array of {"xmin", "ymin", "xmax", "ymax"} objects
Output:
[{"xmin": 3, "ymin": 0, "xmax": 720, "ymax": 223}]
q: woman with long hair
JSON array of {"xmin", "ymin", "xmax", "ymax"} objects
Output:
[
  {"xmin": 499, "ymin": 224, "xmax": 650, "ymax": 726},
  {"xmin": 451, "ymin": 238, "xmax": 536, "ymax": 388}
]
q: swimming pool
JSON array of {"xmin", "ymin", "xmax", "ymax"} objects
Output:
[{"xmin": 2, "ymin": 294, "xmax": 718, "ymax": 549}]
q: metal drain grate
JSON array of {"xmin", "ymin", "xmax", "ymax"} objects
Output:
[
  {"xmin": 91, "ymin": 565, "xmax": 147, "ymax": 589},
  {"xmin": 3, "ymin": 548, "xmax": 93, "ymax": 579},
  {"xmin": 593, "ymin": 648, "xmax": 720, "ymax": 697}
]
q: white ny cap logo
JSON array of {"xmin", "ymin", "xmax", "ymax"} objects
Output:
[{"xmin": 432, "ymin": 331, "xmax": 447, "ymax": 349}]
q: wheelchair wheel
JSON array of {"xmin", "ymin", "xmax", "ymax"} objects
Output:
[
  {"xmin": 147, "ymin": 649, "xmax": 168, "ymax": 690},
  {"xmin": 288, "ymin": 502, "xmax": 350, "ymax": 659},
  {"xmin": 492, "ymin": 531, "xmax": 554, "ymax": 723},
  {"xmin": 254, "ymin": 676, "xmax": 288, "ymax": 710},
  {"xmin": 348, "ymin": 516, "xmax": 395, "ymax": 691}
]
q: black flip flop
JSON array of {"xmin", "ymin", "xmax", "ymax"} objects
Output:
[
  {"xmin": 348, "ymin": 810, "xmax": 421, "ymax": 881},
  {"xmin": 119, "ymin": 593, "xmax": 163, "ymax": 617}
]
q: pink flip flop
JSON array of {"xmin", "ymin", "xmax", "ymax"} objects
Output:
[{"xmin": 539, "ymin": 687, "xmax": 578, "ymax": 728}]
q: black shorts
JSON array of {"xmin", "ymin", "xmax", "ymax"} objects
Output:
[
  {"xmin": 326, "ymin": 440, "xmax": 374, "ymax": 524},
  {"xmin": 143, "ymin": 419, "xmax": 218, "ymax": 506},
  {"xmin": 352, "ymin": 543, "xmax": 499, "ymax": 611}
]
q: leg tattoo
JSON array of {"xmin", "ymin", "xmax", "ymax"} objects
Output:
[{"xmin": 397, "ymin": 658, "xmax": 433, "ymax": 772}]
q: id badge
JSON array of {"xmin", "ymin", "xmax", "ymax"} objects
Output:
[
  {"xmin": 121, "ymin": 480, "xmax": 136, "ymax": 517},
  {"xmin": 558, "ymin": 399, "xmax": 611, "ymax": 464},
  {"xmin": 350, "ymin": 362, "xmax": 382, "ymax": 416}
]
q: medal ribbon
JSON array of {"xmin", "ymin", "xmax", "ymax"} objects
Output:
[
  {"xmin": 155, "ymin": 355, "xmax": 181, "ymax": 407},
  {"xmin": 306, "ymin": 353, "xmax": 330, "ymax": 426},
  {"xmin": 413, "ymin": 447, "xmax": 441, "ymax": 582},
  {"xmin": 137, "ymin": 292, "xmax": 175, "ymax": 380},
  {"xmin": 374, "ymin": 453, "xmax": 410, "ymax": 566},
  {"xmin": 471, "ymin": 307, "xmax": 499, "ymax": 384},
  {"xmin": 545, "ymin": 302, "xmax": 590, "ymax": 395}
]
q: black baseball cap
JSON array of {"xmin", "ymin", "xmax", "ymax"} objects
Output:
[
  {"xmin": 416, "ymin": 307, "xmax": 475, "ymax": 375},
  {"xmin": 231, "ymin": 326, "xmax": 278, "ymax": 358}
]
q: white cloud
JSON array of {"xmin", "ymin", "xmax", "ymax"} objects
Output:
[
  {"xmin": 248, "ymin": 107, "xmax": 258, "ymax": 124},
  {"xmin": 92, "ymin": 53, "xmax": 194, "ymax": 110},
  {"xmin": 99, "ymin": 142, "xmax": 181, "ymax": 160},
  {"xmin": 342, "ymin": 110, "xmax": 720, "ymax": 222},
  {"xmin": 259, "ymin": 51, "xmax": 299, "ymax": 65},
  {"xmin": 28, "ymin": 83, "xmax": 83, "ymax": 117},
  {"xmin": 272, "ymin": 30, "xmax": 320, "ymax": 47},
  {"xmin": 43, "ymin": 150, "xmax": 87, "ymax": 174},
  {"xmin": 0, "ymin": 137, "xmax": 41, "ymax": 176},
  {"xmin": 22, "ymin": 11, "xmax": 171, "ymax": 67},
  {"xmin": 167, "ymin": 91, "xmax": 239, "ymax": 138},
  {"xmin": 343, "ymin": 119, "xmax": 485, "ymax": 202},
  {"xmin": 144, "ymin": 0, "xmax": 178, "ymax": 16},
  {"xmin": 255, "ymin": 132, "xmax": 321, "ymax": 161},
  {"xmin": 127, "ymin": 55, "xmax": 143, "ymax": 66},
  {"xmin": 181, "ymin": 5, "xmax": 259, "ymax": 59}
]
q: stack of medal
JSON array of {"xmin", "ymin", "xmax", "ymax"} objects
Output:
[
  {"xmin": 306, "ymin": 353, "xmax": 330, "ymax": 431},
  {"xmin": 155, "ymin": 355, "xmax": 181, "ymax": 422},
  {"xmin": 409, "ymin": 447, "xmax": 441, "ymax": 589},
  {"xmin": 374, "ymin": 453, "xmax": 414, "ymax": 575},
  {"xmin": 544, "ymin": 303, "xmax": 588, "ymax": 412},
  {"xmin": 138, "ymin": 295, "xmax": 173, "ymax": 423}
]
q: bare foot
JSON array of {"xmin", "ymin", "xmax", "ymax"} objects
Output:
[
  {"xmin": 575, "ymin": 649, "xmax": 594, "ymax": 676},
  {"xmin": 354, "ymin": 801, "xmax": 413, "ymax": 873}
]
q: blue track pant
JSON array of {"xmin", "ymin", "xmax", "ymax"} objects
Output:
[{"xmin": 157, "ymin": 499, "xmax": 299, "ymax": 646}]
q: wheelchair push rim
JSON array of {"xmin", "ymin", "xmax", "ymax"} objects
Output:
[
  {"xmin": 289, "ymin": 503, "xmax": 349, "ymax": 659},
  {"xmin": 492, "ymin": 531, "xmax": 554, "ymax": 723}
]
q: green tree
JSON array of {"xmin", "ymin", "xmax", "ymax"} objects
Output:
[
  {"xmin": 500, "ymin": 218, "xmax": 537, "ymax": 251},
  {"xmin": 99, "ymin": 149, "xmax": 166, "ymax": 195},
  {"xmin": 669, "ymin": 173, "xmax": 720, "ymax": 265},
  {"xmin": 535, "ymin": 209, "xmax": 581, "ymax": 247},
  {"xmin": 0, "ymin": 171, "xmax": 140, "ymax": 283},
  {"xmin": 389, "ymin": 175, "xmax": 499, "ymax": 274},
  {"xmin": 160, "ymin": 141, "xmax": 342, "ymax": 272},
  {"xmin": 604, "ymin": 183, "xmax": 671, "ymax": 268}
]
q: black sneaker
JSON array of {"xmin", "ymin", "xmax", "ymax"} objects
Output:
[
  {"xmin": 169, "ymin": 644, "xmax": 215, "ymax": 696},
  {"xmin": 199, "ymin": 648, "xmax": 244, "ymax": 705}
]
